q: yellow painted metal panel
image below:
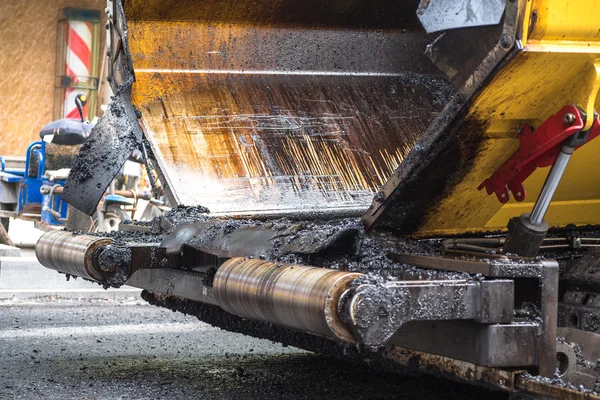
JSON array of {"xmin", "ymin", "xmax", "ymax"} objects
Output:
[
  {"xmin": 523, "ymin": 0, "xmax": 600, "ymax": 49},
  {"xmin": 123, "ymin": 0, "xmax": 600, "ymax": 231},
  {"xmin": 414, "ymin": 0, "xmax": 600, "ymax": 236}
]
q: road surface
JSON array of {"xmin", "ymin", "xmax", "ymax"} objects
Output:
[{"xmin": 0, "ymin": 298, "xmax": 511, "ymax": 399}]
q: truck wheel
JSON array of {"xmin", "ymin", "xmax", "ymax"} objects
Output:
[
  {"xmin": 66, "ymin": 206, "xmax": 93, "ymax": 232},
  {"xmin": 90, "ymin": 206, "xmax": 130, "ymax": 232}
]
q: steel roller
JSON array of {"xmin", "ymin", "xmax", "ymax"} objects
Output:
[
  {"xmin": 213, "ymin": 258, "xmax": 362, "ymax": 341},
  {"xmin": 35, "ymin": 230, "xmax": 111, "ymax": 282}
]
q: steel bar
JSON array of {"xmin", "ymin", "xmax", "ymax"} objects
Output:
[
  {"xmin": 442, "ymin": 243, "xmax": 501, "ymax": 252},
  {"xmin": 127, "ymin": 268, "xmax": 219, "ymax": 306},
  {"xmin": 213, "ymin": 258, "xmax": 361, "ymax": 341},
  {"xmin": 390, "ymin": 321, "xmax": 538, "ymax": 367},
  {"xmin": 530, "ymin": 146, "xmax": 574, "ymax": 225},
  {"xmin": 344, "ymin": 279, "xmax": 514, "ymax": 346},
  {"xmin": 515, "ymin": 375, "xmax": 600, "ymax": 400},
  {"xmin": 388, "ymin": 252, "xmax": 559, "ymax": 279},
  {"xmin": 383, "ymin": 347, "xmax": 522, "ymax": 391},
  {"xmin": 388, "ymin": 253, "xmax": 494, "ymax": 275},
  {"xmin": 443, "ymin": 237, "xmax": 504, "ymax": 247},
  {"xmin": 538, "ymin": 263, "xmax": 559, "ymax": 377}
]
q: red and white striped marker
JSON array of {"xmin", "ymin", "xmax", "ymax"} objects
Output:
[{"xmin": 63, "ymin": 20, "xmax": 92, "ymax": 119}]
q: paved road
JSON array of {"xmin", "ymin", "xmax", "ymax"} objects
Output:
[{"xmin": 0, "ymin": 299, "xmax": 510, "ymax": 399}]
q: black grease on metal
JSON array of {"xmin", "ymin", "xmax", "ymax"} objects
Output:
[
  {"xmin": 99, "ymin": 209, "xmax": 472, "ymax": 280},
  {"xmin": 180, "ymin": 218, "xmax": 364, "ymax": 260},
  {"xmin": 94, "ymin": 229, "xmax": 164, "ymax": 245},
  {"xmin": 366, "ymin": 115, "xmax": 488, "ymax": 234},
  {"xmin": 159, "ymin": 205, "xmax": 210, "ymax": 226},
  {"xmin": 62, "ymin": 88, "xmax": 143, "ymax": 215},
  {"xmin": 97, "ymin": 244, "xmax": 132, "ymax": 287}
]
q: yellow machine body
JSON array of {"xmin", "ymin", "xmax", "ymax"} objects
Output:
[
  {"xmin": 417, "ymin": 0, "xmax": 600, "ymax": 235},
  {"xmin": 122, "ymin": 0, "xmax": 600, "ymax": 235}
]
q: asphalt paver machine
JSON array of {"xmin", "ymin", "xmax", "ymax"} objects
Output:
[{"xmin": 34, "ymin": 1, "xmax": 600, "ymax": 397}]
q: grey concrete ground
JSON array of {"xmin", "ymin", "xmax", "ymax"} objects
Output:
[
  {"xmin": 0, "ymin": 299, "xmax": 509, "ymax": 400},
  {"xmin": 5, "ymin": 219, "xmax": 43, "ymax": 249}
]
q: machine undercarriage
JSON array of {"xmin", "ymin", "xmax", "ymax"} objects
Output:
[{"xmin": 35, "ymin": 212, "xmax": 600, "ymax": 398}]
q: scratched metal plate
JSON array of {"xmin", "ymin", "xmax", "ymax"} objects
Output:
[{"xmin": 125, "ymin": 0, "xmax": 455, "ymax": 217}]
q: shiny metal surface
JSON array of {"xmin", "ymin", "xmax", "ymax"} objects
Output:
[
  {"xmin": 213, "ymin": 258, "xmax": 361, "ymax": 341},
  {"xmin": 530, "ymin": 146, "xmax": 573, "ymax": 226},
  {"xmin": 120, "ymin": 0, "xmax": 455, "ymax": 217},
  {"xmin": 417, "ymin": 0, "xmax": 506, "ymax": 33},
  {"xmin": 35, "ymin": 230, "xmax": 110, "ymax": 282}
]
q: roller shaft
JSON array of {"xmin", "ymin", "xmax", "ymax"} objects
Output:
[
  {"xmin": 35, "ymin": 230, "xmax": 111, "ymax": 282},
  {"xmin": 213, "ymin": 258, "xmax": 361, "ymax": 341},
  {"xmin": 530, "ymin": 145, "xmax": 573, "ymax": 226},
  {"xmin": 36, "ymin": 234, "xmax": 362, "ymax": 341}
]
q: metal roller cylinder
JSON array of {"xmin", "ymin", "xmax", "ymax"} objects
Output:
[
  {"xmin": 35, "ymin": 230, "xmax": 111, "ymax": 282},
  {"xmin": 213, "ymin": 258, "xmax": 362, "ymax": 341}
]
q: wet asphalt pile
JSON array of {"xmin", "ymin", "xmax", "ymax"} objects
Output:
[
  {"xmin": 0, "ymin": 299, "xmax": 510, "ymax": 400},
  {"xmin": 111, "ymin": 205, "xmax": 471, "ymax": 281}
]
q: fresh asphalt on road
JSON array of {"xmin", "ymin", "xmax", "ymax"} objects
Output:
[{"xmin": 0, "ymin": 298, "xmax": 513, "ymax": 400}]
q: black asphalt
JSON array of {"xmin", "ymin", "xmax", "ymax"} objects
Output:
[{"xmin": 0, "ymin": 299, "xmax": 510, "ymax": 399}]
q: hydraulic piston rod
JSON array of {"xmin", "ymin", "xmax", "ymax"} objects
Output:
[
  {"xmin": 503, "ymin": 110, "xmax": 598, "ymax": 257},
  {"xmin": 529, "ymin": 146, "xmax": 573, "ymax": 226}
]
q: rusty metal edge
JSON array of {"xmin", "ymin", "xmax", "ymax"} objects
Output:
[
  {"xmin": 388, "ymin": 346, "xmax": 600, "ymax": 398},
  {"xmin": 382, "ymin": 346, "xmax": 521, "ymax": 391},
  {"xmin": 515, "ymin": 375, "xmax": 600, "ymax": 400}
]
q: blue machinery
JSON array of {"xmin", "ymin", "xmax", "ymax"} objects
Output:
[{"xmin": 0, "ymin": 140, "xmax": 70, "ymax": 229}]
